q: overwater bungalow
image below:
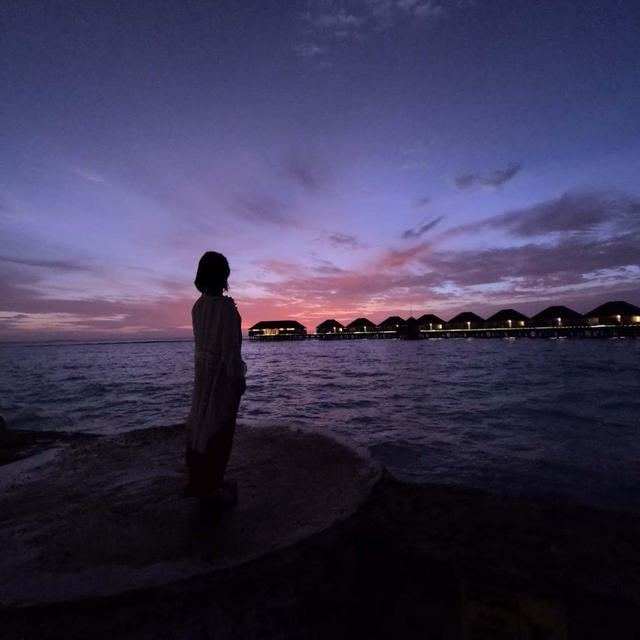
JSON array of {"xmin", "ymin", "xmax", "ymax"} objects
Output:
[
  {"xmin": 316, "ymin": 319, "xmax": 345, "ymax": 334},
  {"xmin": 485, "ymin": 309, "xmax": 530, "ymax": 329},
  {"xmin": 248, "ymin": 320, "xmax": 307, "ymax": 337},
  {"xmin": 345, "ymin": 317, "xmax": 377, "ymax": 333},
  {"xmin": 377, "ymin": 316, "xmax": 407, "ymax": 332},
  {"xmin": 530, "ymin": 305, "xmax": 584, "ymax": 327},
  {"xmin": 416, "ymin": 314, "xmax": 445, "ymax": 330},
  {"xmin": 447, "ymin": 312, "xmax": 484, "ymax": 330},
  {"xmin": 403, "ymin": 316, "xmax": 421, "ymax": 339},
  {"xmin": 584, "ymin": 301, "xmax": 640, "ymax": 326}
]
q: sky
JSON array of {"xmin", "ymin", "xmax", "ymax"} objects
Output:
[{"xmin": 2, "ymin": 0, "xmax": 640, "ymax": 340}]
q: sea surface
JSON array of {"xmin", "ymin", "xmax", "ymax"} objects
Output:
[{"xmin": 1, "ymin": 338, "xmax": 639, "ymax": 512}]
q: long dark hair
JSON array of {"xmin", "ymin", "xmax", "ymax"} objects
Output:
[{"xmin": 194, "ymin": 251, "xmax": 230, "ymax": 294}]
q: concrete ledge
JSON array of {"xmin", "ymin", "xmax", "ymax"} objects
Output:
[
  {"xmin": 0, "ymin": 424, "xmax": 380, "ymax": 622},
  {"xmin": 2, "ymin": 425, "xmax": 639, "ymax": 639}
]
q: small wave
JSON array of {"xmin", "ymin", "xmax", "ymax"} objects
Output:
[
  {"xmin": 3, "ymin": 338, "xmax": 640, "ymax": 512},
  {"xmin": 80, "ymin": 383, "xmax": 110, "ymax": 396}
]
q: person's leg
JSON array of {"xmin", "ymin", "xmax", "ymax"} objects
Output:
[
  {"xmin": 184, "ymin": 446, "xmax": 211, "ymax": 497},
  {"xmin": 195, "ymin": 418, "xmax": 238, "ymax": 520},
  {"xmin": 205, "ymin": 416, "xmax": 237, "ymax": 489}
]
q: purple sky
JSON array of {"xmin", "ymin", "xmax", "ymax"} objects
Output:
[{"xmin": 2, "ymin": 0, "xmax": 640, "ymax": 340}]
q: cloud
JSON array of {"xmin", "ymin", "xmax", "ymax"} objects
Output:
[
  {"xmin": 454, "ymin": 163, "xmax": 522, "ymax": 190},
  {"xmin": 378, "ymin": 240, "xmax": 433, "ymax": 269},
  {"xmin": 450, "ymin": 191, "xmax": 640, "ymax": 238},
  {"xmin": 4, "ymin": 185, "xmax": 640, "ymax": 340},
  {"xmin": 396, "ymin": 0, "xmax": 445, "ymax": 19},
  {"xmin": 296, "ymin": 0, "xmax": 453, "ymax": 57},
  {"xmin": 293, "ymin": 42, "xmax": 325, "ymax": 57},
  {"xmin": 426, "ymin": 191, "xmax": 640, "ymax": 292},
  {"xmin": 327, "ymin": 233, "xmax": 363, "ymax": 249},
  {"xmin": 311, "ymin": 256, "xmax": 345, "ymax": 274},
  {"xmin": 426, "ymin": 236, "xmax": 640, "ymax": 290},
  {"xmin": 241, "ymin": 189, "xmax": 640, "ymax": 324},
  {"xmin": 284, "ymin": 154, "xmax": 329, "ymax": 191},
  {"xmin": 309, "ymin": 8, "xmax": 363, "ymax": 31},
  {"xmin": 0, "ymin": 277, "xmax": 194, "ymax": 340},
  {"xmin": 231, "ymin": 194, "xmax": 293, "ymax": 226},
  {"xmin": 494, "ymin": 192, "xmax": 640, "ymax": 238},
  {"xmin": 73, "ymin": 167, "xmax": 105, "ymax": 183},
  {"xmin": 413, "ymin": 196, "xmax": 431, "ymax": 208},
  {"xmin": 294, "ymin": 7, "xmax": 363, "ymax": 61},
  {"xmin": 0, "ymin": 255, "xmax": 97, "ymax": 273},
  {"xmin": 260, "ymin": 259, "xmax": 301, "ymax": 277},
  {"xmin": 368, "ymin": 0, "xmax": 448, "ymax": 24},
  {"xmin": 401, "ymin": 215, "xmax": 443, "ymax": 239}
]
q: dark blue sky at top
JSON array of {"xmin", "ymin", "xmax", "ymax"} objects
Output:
[{"xmin": 1, "ymin": 0, "xmax": 640, "ymax": 338}]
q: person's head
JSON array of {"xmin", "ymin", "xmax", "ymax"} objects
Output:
[{"xmin": 195, "ymin": 251, "xmax": 230, "ymax": 294}]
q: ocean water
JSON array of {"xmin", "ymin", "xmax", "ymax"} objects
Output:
[{"xmin": 1, "ymin": 338, "xmax": 639, "ymax": 512}]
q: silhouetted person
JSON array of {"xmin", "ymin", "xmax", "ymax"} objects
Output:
[{"xmin": 185, "ymin": 252, "xmax": 246, "ymax": 520}]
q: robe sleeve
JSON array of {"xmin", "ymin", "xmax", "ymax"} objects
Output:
[{"xmin": 222, "ymin": 298, "xmax": 246, "ymax": 383}]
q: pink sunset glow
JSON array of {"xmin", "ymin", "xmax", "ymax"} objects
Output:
[{"xmin": 2, "ymin": 2, "xmax": 640, "ymax": 341}]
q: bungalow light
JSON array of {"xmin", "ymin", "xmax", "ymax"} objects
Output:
[
  {"xmin": 616, "ymin": 315, "xmax": 621, "ymax": 323},
  {"xmin": 557, "ymin": 317, "xmax": 562, "ymax": 326},
  {"xmin": 633, "ymin": 316, "xmax": 640, "ymax": 323},
  {"xmin": 507, "ymin": 319, "xmax": 512, "ymax": 328},
  {"xmin": 466, "ymin": 321, "xmax": 471, "ymax": 329}
]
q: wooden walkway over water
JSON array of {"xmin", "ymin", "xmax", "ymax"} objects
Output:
[{"xmin": 249, "ymin": 325, "xmax": 640, "ymax": 341}]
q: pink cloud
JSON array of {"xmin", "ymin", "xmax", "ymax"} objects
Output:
[{"xmin": 3, "ymin": 190, "xmax": 640, "ymax": 339}]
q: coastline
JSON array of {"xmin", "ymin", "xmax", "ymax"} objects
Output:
[
  {"xmin": 1, "ymin": 424, "xmax": 639, "ymax": 638},
  {"xmin": 0, "ymin": 427, "xmax": 98, "ymax": 466}
]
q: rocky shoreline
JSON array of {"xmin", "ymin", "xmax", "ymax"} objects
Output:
[
  {"xmin": 1, "ymin": 424, "xmax": 639, "ymax": 639},
  {"xmin": 0, "ymin": 424, "xmax": 98, "ymax": 466}
]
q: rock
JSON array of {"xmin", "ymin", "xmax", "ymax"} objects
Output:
[
  {"xmin": 0, "ymin": 424, "xmax": 380, "ymax": 616},
  {"xmin": 1, "ymin": 423, "xmax": 639, "ymax": 639},
  {"xmin": 0, "ymin": 427, "xmax": 97, "ymax": 466}
]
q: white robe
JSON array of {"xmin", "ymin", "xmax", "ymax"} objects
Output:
[{"xmin": 186, "ymin": 295, "xmax": 246, "ymax": 453}]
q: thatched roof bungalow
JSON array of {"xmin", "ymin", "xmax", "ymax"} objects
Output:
[
  {"xmin": 485, "ymin": 309, "xmax": 529, "ymax": 329},
  {"xmin": 447, "ymin": 312, "xmax": 484, "ymax": 330},
  {"xmin": 416, "ymin": 314, "xmax": 445, "ymax": 330},
  {"xmin": 530, "ymin": 306, "xmax": 583, "ymax": 327},
  {"xmin": 584, "ymin": 301, "xmax": 640, "ymax": 326},
  {"xmin": 377, "ymin": 316, "xmax": 407, "ymax": 332},
  {"xmin": 345, "ymin": 317, "xmax": 377, "ymax": 333},
  {"xmin": 249, "ymin": 320, "xmax": 306, "ymax": 337},
  {"xmin": 316, "ymin": 319, "xmax": 345, "ymax": 334}
]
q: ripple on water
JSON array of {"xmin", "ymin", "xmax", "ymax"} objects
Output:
[{"xmin": 1, "ymin": 338, "xmax": 640, "ymax": 511}]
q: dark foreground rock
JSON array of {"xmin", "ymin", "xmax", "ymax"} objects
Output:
[
  {"xmin": 358, "ymin": 478, "xmax": 640, "ymax": 639},
  {"xmin": 1, "ymin": 424, "xmax": 639, "ymax": 639},
  {"xmin": 0, "ymin": 427, "xmax": 97, "ymax": 465}
]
